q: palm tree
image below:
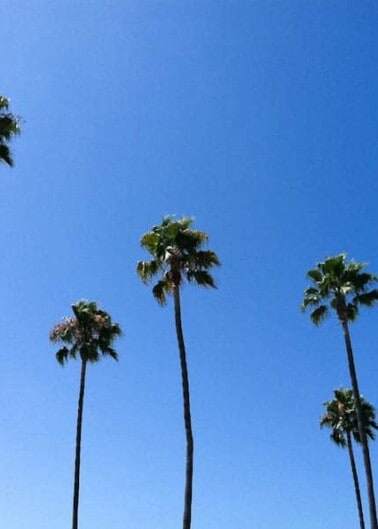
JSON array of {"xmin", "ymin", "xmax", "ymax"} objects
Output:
[
  {"xmin": 302, "ymin": 254, "xmax": 378, "ymax": 529},
  {"xmin": 137, "ymin": 215, "xmax": 220, "ymax": 529},
  {"xmin": 321, "ymin": 388, "xmax": 378, "ymax": 529},
  {"xmin": 50, "ymin": 300, "xmax": 122, "ymax": 529},
  {"xmin": 0, "ymin": 96, "xmax": 20, "ymax": 167}
]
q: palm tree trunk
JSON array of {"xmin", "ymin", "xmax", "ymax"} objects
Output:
[
  {"xmin": 173, "ymin": 286, "xmax": 194, "ymax": 529},
  {"xmin": 342, "ymin": 320, "xmax": 377, "ymax": 529},
  {"xmin": 347, "ymin": 431, "xmax": 365, "ymax": 529},
  {"xmin": 72, "ymin": 359, "xmax": 87, "ymax": 529}
]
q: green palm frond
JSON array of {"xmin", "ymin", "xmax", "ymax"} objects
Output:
[
  {"xmin": 330, "ymin": 429, "xmax": 347, "ymax": 447},
  {"xmin": 306, "ymin": 268, "xmax": 323, "ymax": 282},
  {"xmin": 186, "ymin": 270, "xmax": 217, "ymax": 288},
  {"xmin": 188, "ymin": 250, "xmax": 221, "ymax": 269},
  {"xmin": 0, "ymin": 143, "xmax": 13, "ymax": 167},
  {"xmin": 140, "ymin": 232, "xmax": 161, "ymax": 255},
  {"xmin": 346, "ymin": 304, "xmax": 359, "ymax": 322},
  {"xmin": 56, "ymin": 347, "xmax": 70, "ymax": 365},
  {"xmin": 136, "ymin": 260, "xmax": 161, "ymax": 283},
  {"xmin": 101, "ymin": 346, "xmax": 118, "ymax": 361},
  {"xmin": 354, "ymin": 290, "xmax": 378, "ymax": 307},
  {"xmin": 152, "ymin": 277, "xmax": 173, "ymax": 305},
  {"xmin": 310, "ymin": 305, "xmax": 329, "ymax": 326},
  {"xmin": 176, "ymin": 229, "xmax": 208, "ymax": 253},
  {"xmin": 301, "ymin": 287, "xmax": 321, "ymax": 310}
]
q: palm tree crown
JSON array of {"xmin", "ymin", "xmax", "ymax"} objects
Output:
[
  {"xmin": 321, "ymin": 388, "xmax": 378, "ymax": 446},
  {"xmin": 50, "ymin": 299, "xmax": 122, "ymax": 364},
  {"xmin": 301, "ymin": 254, "xmax": 378, "ymax": 325},
  {"xmin": 137, "ymin": 215, "xmax": 220, "ymax": 304},
  {"xmin": 0, "ymin": 96, "xmax": 20, "ymax": 167}
]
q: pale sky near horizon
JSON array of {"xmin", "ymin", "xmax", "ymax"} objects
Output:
[{"xmin": 2, "ymin": 2, "xmax": 378, "ymax": 528}]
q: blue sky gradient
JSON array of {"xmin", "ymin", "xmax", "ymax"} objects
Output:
[{"xmin": 1, "ymin": 2, "xmax": 378, "ymax": 528}]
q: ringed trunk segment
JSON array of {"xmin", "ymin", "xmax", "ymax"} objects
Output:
[
  {"xmin": 72, "ymin": 359, "xmax": 87, "ymax": 529},
  {"xmin": 347, "ymin": 431, "xmax": 365, "ymax": 529},
  {"xmin": 173, "ymin": 286, "xmax": 194, "ymax": 529},
  {"xmin": 341, "ymin": 320, "xmax": 378, "ymax": 529}
]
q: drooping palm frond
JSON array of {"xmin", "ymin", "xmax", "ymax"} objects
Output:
[
  {"xmin": 136, "ymin": 259, "xmax": 161, "ymax": 283},
  {"xmin": 152, "ymin": 276, "xmax": 174, "ymax": 305},
  {"xmin": 186, "ymin": 270, "xmax": 216, "ymax": 288},
  {"xmin": 56, "ymin": 346, "xmax": 70, "ymax": 365},
  {"xmin": 0, "ymin": 143, "xmax": 13, "ymax": 167},
  {"xmin": 354, "ymin": 290, "xmax": 378, "ymax": 308},
  {"xmin": 187, "ymin": 250, "xmax": 221, "ymax": 270},
  {"xmin": 310, "ymin": 305, "xmax": 329, "ymax": 326},
  {"xmin": 330, "ymin": 428, "xmax": 347, "ymax": 447}
]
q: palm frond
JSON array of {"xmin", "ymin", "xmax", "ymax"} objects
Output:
[
  {"xmin": 346, "ymin": 303, "xmax": 359, "ymax": 322},
  {"xmin": 101, "ymin": 346, "xmax": 118, "ymax": 361},
  {"xmin": 320, "ymin": 254, "xmax": 347, "ymax": 277},
  {"xmin": 140, "ymin": 232, "xmax": 160, "ymax": 255},
  {"xmin": 188, "ymin": 250, "xmax": 220, "ymax": 269},
  {"xmin": 186, "ymin": 270, "xmax": 216, "ymax": 288},
  {"xmin": 330, "ymin": 429, "xmax": 347, "ymax": 447},
  {"xmin": 176, "ymin": 229, "xmax": 208, "ymax": 253},
  {"xmin": 136, "ymin": 260, "xmax": 160, "ymax": 283},
  {"xmin": 354, "ymin": 289, "xmax": 378, "ymax": 307},
  {"xmin": 152, "ymin": 277, "xmax": 173, "ymax": 305},
  {"xmin": 301, "ymin": 287, "xmax": 321, "ymax": 310},
  {"xmin": 0, "ymin": 143, "xmax": 13, "ymax": 166},
  {"xmin": 310, "ymin": 305, "xmax": 329, "ymax": 326},
  {"xmin": 56, "ymin": 347, "xmax": 70, "ymax": 365},
  {"xmin": 306, "ymin": 268, "xmax": 323, "ymax": 283}
]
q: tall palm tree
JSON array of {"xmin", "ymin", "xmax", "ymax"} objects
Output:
[
  {"xmin": 302, "ymin": 254, "xmax": 378, "ymax": 529},
  {"xmin": 137, "ymin": 216, "xmax": 220, "ymax": 529},
  {"xmin": 50, "ymin": 300, "xmax": 122, "ymax": 529},
  {"xmin": 0, "ymin": 96, "xmax": 20, "ymax": 167},
  {"xmin": 321, "ymin": 388, "xmax": 378, "ymax": 529}
]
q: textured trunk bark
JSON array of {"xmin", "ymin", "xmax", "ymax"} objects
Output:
[
  {"xmin": 347, "ymin": 431, "xmax": 365, "ymax": 529},
  {"xmin": 173, "ymin": 286, "xmax": 194, "ymax": 529},
  {"xmin": 72, "ymin": 359, "xmax": 87, "ymax": 529},
  {"xmin": 342, "ymin": 320, "xmax": 377, "ymax": 529}
]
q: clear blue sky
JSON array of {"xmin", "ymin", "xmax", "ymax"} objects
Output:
[{"xmin": 1, "ymin": 2, "xmax": 378, "ymax": 528}]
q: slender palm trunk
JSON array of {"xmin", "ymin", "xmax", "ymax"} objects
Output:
[
  {"xmin": 342, "ymin": 320, "xmax": 377, "ymax": 529},
  {"xmin": 347, "ymin": 431, "xmax": 365, "ymax": 529},
  {"xmin": 72, "ymin": 359, "xmax": 87, "ymax": 529},
  {"xmin": 173, "ymin": 286, "xmax": 194, "ymax": 529}
]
